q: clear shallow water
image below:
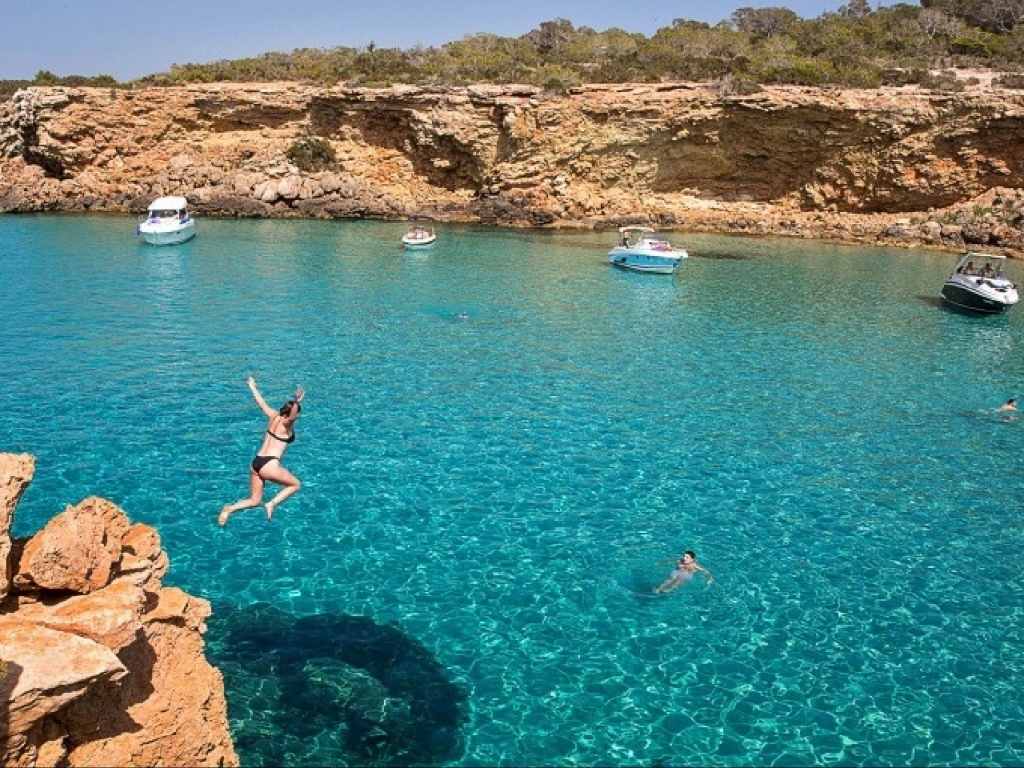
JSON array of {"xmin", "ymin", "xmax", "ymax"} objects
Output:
[{"xmin": 2, "ymin": 214, "xmax": 1023, "ymax": 767}]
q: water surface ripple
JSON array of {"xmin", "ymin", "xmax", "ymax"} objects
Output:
[{"xmin": 2, "ymin": 215, "xmax": 1022, "ymax": 767}]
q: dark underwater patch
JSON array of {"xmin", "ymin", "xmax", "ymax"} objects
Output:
[
  {"xmin": 690, "ymin": 251, "xmax": 748, "ymax": 260},
  {"xmin": 206, "ymin": 603, "xmax": 468, "ymax": 767}
]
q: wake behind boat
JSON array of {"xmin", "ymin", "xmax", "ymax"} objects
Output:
[
  {"xmin": 939, "ymin": 251, "xmax": 1018, "ymax": 314},
  {"xmin": 402, "ymin": 215, "xmax": 436, "ymax": 249},
  {"xmin": 608, "ymin": 226, "xmax": 687, "ymax": 274},
  {"xmin": 137, "ymin": 196, "xmax": 196, "ymax": 246}
]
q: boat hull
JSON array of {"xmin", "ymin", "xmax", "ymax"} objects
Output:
[
  {"xmin": 607, "ymin": 247, "xmax": 685, "ymax": 274},
  {"xmin": 139, "ymin": 220, "xmax": 196, "ymax": 246},
  {"xmin": 402, "ymin": 234, "xmax": 436, "ymax": 249},
  {"xmin": 940, "ymin": 275, "xmax": 1019, "ymax": 314}
]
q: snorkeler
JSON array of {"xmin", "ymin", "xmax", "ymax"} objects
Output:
[
  {"xmin": 219, "ymin": 376, "xmax": 304, "ymax": 526},
  {"xmin": 653, "ymin": 550, "xmax": 713, "ymax": 593}
]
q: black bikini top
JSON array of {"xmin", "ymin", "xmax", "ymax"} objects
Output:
[{"xmin": 267, "ymin": 429, "xmax": 296, "ymax": 444}]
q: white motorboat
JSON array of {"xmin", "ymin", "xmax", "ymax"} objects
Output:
[
  {"xmin": 607, "ymin": 226, "xmax": 687, "ymax": 274},
  {"xmin": 401, "ymin": 215, "xmax": 436, "ymax": 249},
  {"xmin": 137, "ymin": 196, "xmax": 196, "ymax": 246},
  {"xmin": 939, "ymin": 251, "xmax": 1018, "ymax": 314}
]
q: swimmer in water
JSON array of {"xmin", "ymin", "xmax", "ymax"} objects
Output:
[
  {"xmin": 998, "ymin": 398, "xmax": 1017, "ymax": 411},
  {"xmin": 653, "ymin": 550, "xmax": 713, "ymax": 593}
]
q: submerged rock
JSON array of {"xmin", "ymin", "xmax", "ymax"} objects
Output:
[{"xmin": 208, "ymin": 603, "xmax": 469, "ymax": 767}]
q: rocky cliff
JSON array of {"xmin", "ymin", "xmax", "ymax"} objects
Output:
[
  {"xmin": 1, "ymin": 81, "xmax": 1022, "ymax": 254},
  {"xmin": 0, "ymin": 453, "xmax": 238, "ymax": 768}
]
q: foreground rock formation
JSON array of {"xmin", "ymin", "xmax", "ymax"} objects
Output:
[
  {"xmin": 0, "ymin": 453, "xmax": 238, "ymax": 767},
  {"xmin": 0, "ymin": 81, "xmax": 1022, "ymax": 255}
]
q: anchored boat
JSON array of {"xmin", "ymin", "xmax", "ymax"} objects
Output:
[
  {"xmin": 939, "ymin": 252, "xmax": 1018, "ymax": 314},
  {"xmin": 401, "ymin": 215, "xmax": 436, "ymax": 249},
  {"xmin": 137, "ymin": 196, "xmax": 196, "ymax": 246},
  {"xmin": 607, "ymin": 226, "xmax": 687, "ymax": 274}
]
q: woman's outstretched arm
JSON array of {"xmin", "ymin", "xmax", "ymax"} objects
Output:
[{"xmin": 248, "ymin": 376, "xmax": 278, "ymax": 419}]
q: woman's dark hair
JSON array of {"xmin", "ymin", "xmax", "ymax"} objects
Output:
[{"xmin": 279, "ymin": 400, "xmax": 301, "ymax": 416}]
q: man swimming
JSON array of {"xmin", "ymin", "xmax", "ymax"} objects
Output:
[{"xmin": 653, "ymin": 550, "xmax": 713, "ymax": 593}]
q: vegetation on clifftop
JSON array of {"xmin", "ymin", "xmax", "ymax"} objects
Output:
[
  {"xmin": 3, "ymin": 0, "xmax": 1024, "ymax": 99},
  {"xmin": 134, "ymin": 0, "xmax": 1024, "ymax": 91},
  {"xmin": 0, "ymin": 71, "xmax": 121, "ymax": 99}
]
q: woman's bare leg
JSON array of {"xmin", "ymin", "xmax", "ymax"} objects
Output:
[
  {"xmin": 219, "ymin": 471, "xmax": 265, "ymax": 525},
  {"xmin": 258, "ymin": 464, "xmax": 301, "ymax": 520}
]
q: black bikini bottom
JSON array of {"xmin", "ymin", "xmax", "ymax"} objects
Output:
[{"xmin": 251, "ymin": 455, "xmax": 279, "ymax": 475}]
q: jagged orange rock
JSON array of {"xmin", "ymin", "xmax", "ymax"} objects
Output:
[
  {"xmin": 14, "ymin": 497, "xmax": 131, "ymax": 594},
  {"xmin": 117, "ymin": 523, "xmax": 169, "ymax": 592},
  {"xmin": 0, "ymin": 453, "xmax": 238, "ymax": 767},
  {"xmin": 0, "ymin": 453, "xmax": 34, "ymax": 599},
  {"xmin": 12, "ymin": 580, "xmax": 147, "ymax": 651},
  {"xmin": 0, "ymin": 620, "xmax": 128, "ymax": 740}
]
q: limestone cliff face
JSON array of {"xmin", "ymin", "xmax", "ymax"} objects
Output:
[
  {"xmin": 0, "ymin": 453, "xmax": 238, "ymax": 768},
  {"xmin": 1, "ymin": 81, "xmax": 1022, "ymax": 254}
]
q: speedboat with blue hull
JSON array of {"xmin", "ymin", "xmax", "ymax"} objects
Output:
[
  {"xmin": 940, "ymin": 252, "xmax": 1018, "ymax": 314},
  {"xmin": 608, "ymin": 226, "xmax": 687, "ymax": 274}
]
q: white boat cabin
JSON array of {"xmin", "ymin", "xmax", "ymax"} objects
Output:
[{"xmin": 145, "ymin": 196, "xmax": 191, "ymax": 221}]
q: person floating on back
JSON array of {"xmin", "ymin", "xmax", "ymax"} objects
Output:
[
  {"xmin": 220, "ymin": 376, "xmax": 304, "ymax": 526},
  {"xmin": 653, "ymin": 550, "xmax": 713, "ymax": 593}
]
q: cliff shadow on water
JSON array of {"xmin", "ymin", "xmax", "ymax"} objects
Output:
[{"xmin": 205, "ymin": 603, "xmax": 469, "ymax": 767}]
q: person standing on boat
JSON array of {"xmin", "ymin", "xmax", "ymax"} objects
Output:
[{"xmin": 219, "ymin": 377, "xmax": 304, "ymax": 526}]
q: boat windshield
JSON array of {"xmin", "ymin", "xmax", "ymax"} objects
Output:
[{"xmin": 957, "ymin": 259, "xmax": 1009, "ymax": 279}]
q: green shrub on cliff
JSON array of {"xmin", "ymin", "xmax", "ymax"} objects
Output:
[
  {"xmin": 131, "ymin": 7, "xmax": 1017, "ymax": 90},
  {"xmin": 8, "ymin": 4, "xmax": 1024, "ymax": 99},
  {"xmin": 535, "ymin": 64, "xmax": 581, "ymax": 94},
  {"xmin": 750, "ymin": 55, "xmax": 835, "ymax": 86},
  {"xmin": 1, "ymin": 70, "xmax": 123, "ymax": 100},
  {"xmin": 286, "ymin": 137, "xmax": 337, "ymax": 173}
]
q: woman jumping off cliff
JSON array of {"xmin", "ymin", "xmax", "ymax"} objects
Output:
[{"xmin": 219, "ymin": 376, "xmax": 304, "ymax": 526}]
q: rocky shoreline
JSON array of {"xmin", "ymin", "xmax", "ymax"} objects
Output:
[
  {"xmin": 0, "ymin": 453, "xmax": 238, "ymax": 768},
  {"xmin": 1, "ymin": 82, "xmax": 1022, "ymax": 257}
]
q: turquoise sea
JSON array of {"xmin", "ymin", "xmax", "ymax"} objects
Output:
[{"xmin": 3, "ymin": 214, "xmax": 1023, "ymax": 767}]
